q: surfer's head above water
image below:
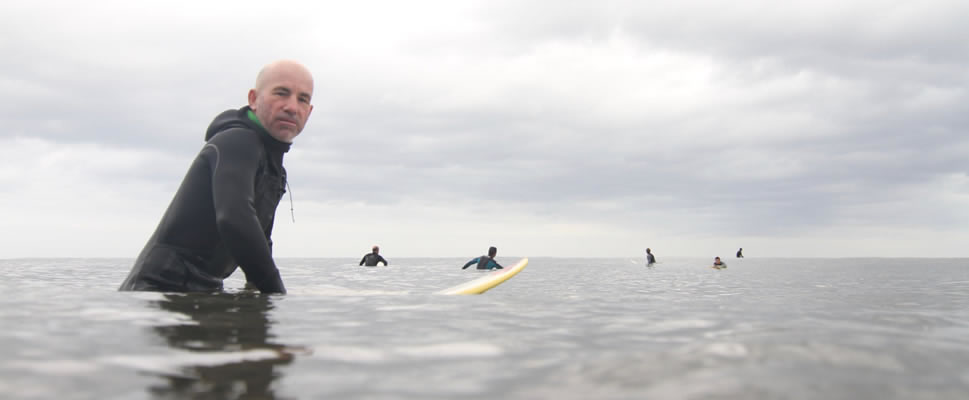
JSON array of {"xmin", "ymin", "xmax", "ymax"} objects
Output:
[
  {"xmin": 488, "ymin": 246, "xmax": 497, "ymax": 258},
  {"xmin": 248, "ymin": 60, "xmax": 315, "ymax": 144},
  {"xmin": 372, "ymin": 245, "xmax": 380, "ymax": 254}
]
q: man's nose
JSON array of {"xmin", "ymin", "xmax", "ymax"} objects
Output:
[{"xmin": 282, "ymin": 96, "xmax": 299, "ymax": 112}]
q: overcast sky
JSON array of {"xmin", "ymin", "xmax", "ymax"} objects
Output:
[{"xmin": 2, "ymin": 0, "xmax": 967, "ymax": 258}]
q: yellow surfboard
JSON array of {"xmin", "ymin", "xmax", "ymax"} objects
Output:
[{"xmin": 439, "ymin": 258, "xmax": 528, "ymax": 295}]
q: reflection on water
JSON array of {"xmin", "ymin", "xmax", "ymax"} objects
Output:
[{"xmin": 145, "ymin": 293, "xmax": 297, "ymax": 399}]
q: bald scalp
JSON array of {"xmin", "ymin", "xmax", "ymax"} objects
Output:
[{"xmin": 253, "ymin": 60, "xmax": 314, "ymax": 95}]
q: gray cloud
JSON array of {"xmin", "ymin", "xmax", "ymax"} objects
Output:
[{"xmin": 1, "ymin": 0, "xmax": 966, "ymax": 257}]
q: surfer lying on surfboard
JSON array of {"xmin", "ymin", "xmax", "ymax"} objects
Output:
[
  {"xmin": 712, "ymin": 257, "xmax": 727, "ymax": 269},
  {"xmin": 462, "ymin": 246, "xmax": 504, "ymax": 270}
]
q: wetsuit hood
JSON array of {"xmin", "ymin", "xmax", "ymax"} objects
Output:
[{"xmin": 205, "ymin": 106, "xmax": 292, "ymax": 153}]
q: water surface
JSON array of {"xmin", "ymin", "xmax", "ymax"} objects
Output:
[{"xmin": 0, "ymin": 257, "xmax": 967, "ymax": 399}]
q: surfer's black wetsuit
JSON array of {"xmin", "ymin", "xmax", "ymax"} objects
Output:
[
  {"xmin": 359, "ymin": 253, "xmax": 388, "ymax": 266},
  {"xmin": 462, "ymin": 256, "xmax": 503, "ymax": 270},
  {"xmin": 647, "ymin": 253, "xmax": 656, "ymax": 265},
  {"xmin": 119, "ymin": 106, "xmax": 290, "ymax": 293}
]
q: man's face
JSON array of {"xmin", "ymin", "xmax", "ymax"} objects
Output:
[{"xmin": 248, "ymin": 66, "xmax": 314, "ymax": 143}]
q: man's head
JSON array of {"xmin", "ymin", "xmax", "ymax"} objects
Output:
[
  {"xmin": 488, "ymin": 246, "xmax": 497, "ymax": 257},
  {"xmin": 646, "ymin": 248, "xmax": 651, "ymax": 253},
  {"xmin": 372, "ymin": 245, "xmax": 380, "ymax": 254},
  {"xmin": 248, "ymin": 60, "xmax": 315, "ymax": 143}
]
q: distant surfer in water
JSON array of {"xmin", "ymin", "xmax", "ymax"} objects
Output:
[
  {"xmin": 736, "ymin": 248, "xmax": 744, "ymax": 258},
  {"xmin": 646, "ymin": 248, "xmax": 656, "ymax": 266},
  {"xmin": 359, "ymin": 245, "xmax": 388, "ymax": 267},
  {"xmin": 713, "ymin": 257, "xmax": 726, "ymax": 269},
  {"xmin": 462, "ymin": 246, "xmax": 504, "ymax": 270}
]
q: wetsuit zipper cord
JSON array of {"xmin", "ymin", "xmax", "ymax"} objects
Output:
[{"xmin": 286, "ymin": 181, "xmax": 295, "ymax": 222}]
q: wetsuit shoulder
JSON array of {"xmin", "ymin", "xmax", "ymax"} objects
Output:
[{"xmin": 205, "ymin": 128, "xmax": 264, "ymax": 159}]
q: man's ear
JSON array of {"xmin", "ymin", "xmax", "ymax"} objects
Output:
[{"xmin": 248, "ymin": 89, "xmax": 258, "ymax": 108}]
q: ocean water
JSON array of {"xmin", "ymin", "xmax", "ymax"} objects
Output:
[{"xmin": 0, "ymin": 257, "xmax": 967, "ymax": 399}]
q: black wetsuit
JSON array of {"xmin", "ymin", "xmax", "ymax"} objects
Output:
[
  {"xmin": 359, "ymin": 253, "xmax": 388, "ymax": 266},
  {"xmin": 647, "ymin": 253, "xmax": 656, "ymax": 265},
  {"xmin": 119, "ymin": 106, "xmax": 290, "ymax": 293},
  {"xmin": 462, "ymin": 256, "xmax": 503, "ymax": 270}
]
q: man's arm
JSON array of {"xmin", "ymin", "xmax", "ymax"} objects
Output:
[
  {"xmin": 205, "ymin": 129, "xmax": 285, "ymax": 293},
  {"xmin": 360, "ymin": 255, "xmax": 367, "ymax": 266},
  {"xmin": 462, "ymin": 258, "xmax": 479, "ymax": 269},
  {"xmin": 378, "ymin": 255, "xmax": 388, "ymax": 266}
]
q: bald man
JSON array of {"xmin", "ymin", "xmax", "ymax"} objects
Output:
[{"xmin": 120, "ymin": 60, "xmax": 315, "ymax": 294}]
